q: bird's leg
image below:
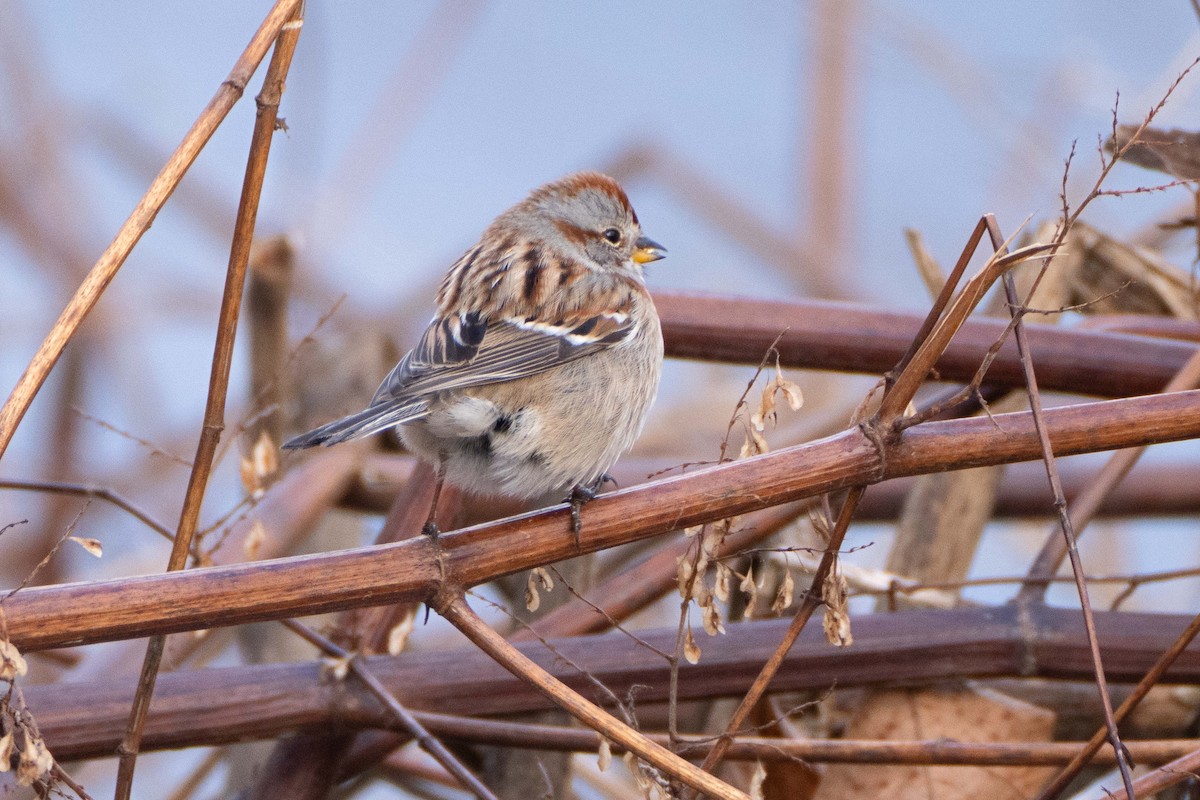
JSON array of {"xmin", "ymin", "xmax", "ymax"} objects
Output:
[
  {"xmin": 567, "ymin": 475, "xmax": 608, "ymax": 549},
  {"xmin": 422, "ymin": 465, "xmax": 446, "ymax": 539},
  {"xmin": 423, "ymin": 460, "xmax": 448, "ymax": 591}
]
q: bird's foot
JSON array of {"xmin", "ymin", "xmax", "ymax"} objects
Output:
[
  {"xmin": 567, "ymin": 483, "xmax": 600, "ymax": 550},
  {"xmin": 421, "ymin": 519, "xmax": 447, "ymax": 616}
]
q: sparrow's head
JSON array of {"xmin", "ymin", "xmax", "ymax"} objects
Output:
[{"xmin": 521, "ymin": 172, "xmax": 666, "ymax": 275}]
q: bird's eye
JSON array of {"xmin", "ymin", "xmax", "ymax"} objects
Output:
[{"xmin": 602, "ymin": 228, "xmax": 622, "ymax": 244}]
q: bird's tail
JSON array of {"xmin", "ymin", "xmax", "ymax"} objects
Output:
[{"xmin": 282, "ymin": 400, "xmax": 427, "ymax": 449}]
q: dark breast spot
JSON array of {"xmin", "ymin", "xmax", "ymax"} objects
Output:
[
  {"xmin": 465, "ymin": 434, "xmax": 492, "ymax": 457},
  {"xmin": 492, "ymin": 414, "xmax": 514, "ymax": 433}
]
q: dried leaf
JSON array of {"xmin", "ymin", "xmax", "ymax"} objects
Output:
[
  {"xmin": 809, "ymin": 504, "xmax": 832, "ymax": 543},
  {"xmin": 714, "ymin": 562, "xmax": 732, "ymax": 603},
  {"xmin": 239, "ymin": 431, "xmax": 279, "ymax": 499},
  {"xmin": 823, "ymin": 566, "xmax": 853, "ymax": 647},
  {"xmin": 702, "ymin": 598, "xmax": 725, "ymax": 636},
  {"xmin": 0, "ymin": 730, "xmax": 12, "ymax": 770},
  {"xmin": 683, "ymin": 525, "xmax": 703, "ymax": 538},
  {"xmin": 748, "ymin": 760, "xmax": 767, "ymax": 800},
  {"xmin": 16, "ymin": 735, "xmax": 52, "ymax": 786},
  {"xmin": 243, "ymin": 520, "xmax": 267, "ymax": 560},
  {"xmin": 702, "ymin": 520, "xmax": 729, "ymax": 560},
  {"xmin": 525, "ymin": 576, "xmax": 541, "ymax": 612},
  {"xmin": 771, "ymin": 568, "xmax": 795, "ymax": 614},
  {"xmin": 597, "ymin": 737, "xmax": 612, "ymax": 772},
  {"xmin": 251, "ymin": 430, "xmax": 279, "ymax": 489},
  {"xmin": 676, "ymin": 555, "xmax": 695, "ymax": 598},
  {"xmin": 387, "ymin": 609, "xmax": 416, "ymax": 656},
  {"xmin": 752, "ymin": 383, "xmax": 777, "ymax": 431},
  {"xmin": 740, "ymin": 566, "xmax": 759, "ymax": 619},
  {"xmin": 683, "ymin": 627, "xmax": 701, "ymax": 664},
  {"xmin": 0, "ymin": 640, "xmax": 27, "ymax": 681},
  {"xmin": 68, "ymin": 536, "xmax": 103, "ymax": 558},
  {"xmin": 239, "ymin": 455, "xmax": 258, "ymax": 499},
  {"xmin": 693, "ymin": 547, "xmax": 710, "ymax": 583},
  {"xmin": 738, "ymin": 435, "xmax": 755, "ymax": 460},
  {"xmin": 531, "ymin": 566, "xmax": 554, "ymax": 592},
  {"xmin": 777, "ymin": 377, "xmax": 804, "ymax": 410},
  {"xmin": 750, "ymin": 426, "xmax": 769, "ymax": 455}
]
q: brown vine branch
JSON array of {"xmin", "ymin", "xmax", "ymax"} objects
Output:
[
  {"xmin": 21, "ymin": 606, "xmax": 1200, "ymax": 762},
  {"xmin": 653, "ymin": 291, "xmax": 1197, "ymax": 399},
  {"xmin": 3, "ymin": 388, "xmax": 1200, "ymax": 653}
]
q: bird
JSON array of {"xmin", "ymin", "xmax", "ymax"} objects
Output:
[{"xmin": 283, "ymin": 172, "xmax": 666, "ymax": 538}]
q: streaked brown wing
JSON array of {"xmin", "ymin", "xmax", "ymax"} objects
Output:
[{"xmin": 370, "ymin": 310, "xmax": 633, "ymax": 405}]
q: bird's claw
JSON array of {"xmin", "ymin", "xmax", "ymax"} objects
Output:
[{"xmin": 567, "ymin": 483, "xmax": 600, "ymax": 549}]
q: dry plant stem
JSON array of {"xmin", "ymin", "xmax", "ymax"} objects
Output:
[
  {"xmin": 1018, "ymin": 345, "xmax": 1200, "ymax": 603},
  {"xmin": 401, "ymin": 714, "xmax": 1200, "ymax": 767},
  {"xmin": 0, "ymin": 0, "xmax": 301, "ymax": 462},
  {"xmin": 345, "ymin": 498, "xmax": 804, "ymax": 785},
  {"xmin": 281, "ymin": 619, "xmax": 498, "ymax": 800},
  {"xmin": 339, "ymin": 460, "xmax": 439, "ymax": 652},
  {"xmin": 1035, "ymin": 610, "xmax": 1200, "ymax": 799},
  {"xmin": 690, "ymin": 219, "xmax": 1033, "ymax": 788},
  {"xmin": 991, "ymin": 227, "xmax": 1135, "ymax": 796},
  {"xmin": 434, "ymin": 590, "xmax": 751, "ymax": 800},
  {"xmin": 113, "ymin": 14, "xmax": 303, "ymax": 799},
  {"xmin": 885, "ymin": 216, "xmax": 987, "ymax": 395}
]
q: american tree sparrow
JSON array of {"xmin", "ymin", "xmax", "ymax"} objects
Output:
[{"xmin": 284, "ymin": 172, "xmax": 666, "ymax": 535}]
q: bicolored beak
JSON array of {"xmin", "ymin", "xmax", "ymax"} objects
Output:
[{"xmin": 632, "ymin": 235, "xmax": 667, "ymax": 264}]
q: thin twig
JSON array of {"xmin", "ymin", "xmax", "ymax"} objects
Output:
[
  {"xmin": 0, "ymin": 479, "xmax": 174, "ymax": 542},
  {"xmin": 113, "ymin": 12, "xmax": 303, "ymax": 798},
  {"xmin": 403, "ymin": 713, "xmax": 1200, "ymax": 767},
  {"xmin": 988, "ymin": 216, "xmax": 1135, "ymax": 796}
]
